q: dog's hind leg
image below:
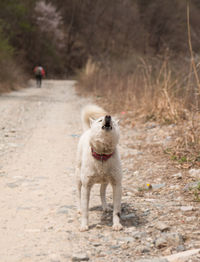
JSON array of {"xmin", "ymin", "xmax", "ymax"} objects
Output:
[
  {"xmin": 112, "ymin": 182, "xmax": 123, "ymax": 231},
  {"xmin": 80, "ymin": 184, "xmax": 91, "ymax": 231},
  {"xmin": 76, "ymin": 163, "xmax": 82, "ymax": 214},
  {"xmin": 100, "ymin": 183, "xmax": 110, "ymax": 212}
]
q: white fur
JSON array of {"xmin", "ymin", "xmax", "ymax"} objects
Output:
[
  {"xmin": 76, "ymin": 104, "xmax": 123, "ymax": 231},
  {"xmin": 81, "ymin": 104, "xmax": 107, "ymax": 131}
]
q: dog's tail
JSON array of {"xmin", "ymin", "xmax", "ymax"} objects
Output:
[{"xmin": 81, "ymin": 104, "xmax": 107, "ymax": 131}]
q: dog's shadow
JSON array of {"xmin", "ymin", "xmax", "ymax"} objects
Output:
[{"xmin": 90, "ymin": 202, "xmax": 147, "ymax": 228}]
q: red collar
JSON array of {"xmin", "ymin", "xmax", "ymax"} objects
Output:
[{"xmin": 91, "ymin": 148, "xmax": 114, "ymax": 161}]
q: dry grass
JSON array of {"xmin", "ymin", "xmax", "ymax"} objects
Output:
[
  {"xmin": 0, "ymin": 59, "xmax": 26, "ymax": 93},
  {"xmin": 77, "ymin": 56, "xmax": 199, "ymax": 121},
  {"xmin": 76, "ymin": 55, "xmax": 200, "ymax": 164},
  {"xmin": 169, "ymin": 113, "xmax": 200, "ymax": 168}
]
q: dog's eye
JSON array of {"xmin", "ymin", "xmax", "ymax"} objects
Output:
[{"xmin": 98, "ymin": 119, "xmax": 103, "ymax": 122}]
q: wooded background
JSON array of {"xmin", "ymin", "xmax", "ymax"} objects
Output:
[{"xmin": 0, "ymin": 0, "xmax": 200, "ymax": 90}]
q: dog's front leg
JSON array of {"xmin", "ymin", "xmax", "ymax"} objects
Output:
[
  {"xmin": 112, "ymin": 182, "xmax": 123, "ymax": 231},
  {"xmin": 77, "ymin": 179, "xmax": 82, "ymax": 214},
  {"xmin": 100, "ymin": 183, "xmax": 110, "ymax": 212},
  {"xmin": 80, "ymin": 184, "xmax": 91, "ymax": 231}
]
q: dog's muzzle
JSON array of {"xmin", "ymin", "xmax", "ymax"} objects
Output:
[{"xmin": 102, "ymin": 115, "xmax": 112, "ymax": 130}]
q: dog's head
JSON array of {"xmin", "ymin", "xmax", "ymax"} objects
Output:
[
  {"xmin": 90, "ymin": 115, "xmax": 119, "ymax": 131},
  {"xmin": 89, "ymin": 115, "xmax": 120, "ymax": 153}
]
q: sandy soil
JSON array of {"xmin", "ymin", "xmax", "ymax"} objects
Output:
[
  {"xmin": 0, "ymin": 80, "xmax": 86, "ymax": 262},
  {"xmin": 0, "ymin": 80, "xmax": 199, "ymax": 262}
]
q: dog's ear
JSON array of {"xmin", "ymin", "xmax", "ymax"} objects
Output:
[{"xmin": 89, "ymin": 117, "xmax": 95, "ymax": 127}]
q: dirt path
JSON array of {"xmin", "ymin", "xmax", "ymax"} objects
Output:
[
  {"xmin": 0, "ymin": 80, "xmax": 87, "ymax": 262},
  {"xmin": 0, "ymin": 80, "xmax": 199, "ymax": 262}
]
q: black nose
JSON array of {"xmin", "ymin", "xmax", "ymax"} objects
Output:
[
  {"xmin": 102, "ymin": 115, "xmax": 112, "ymax": 130},
  {"xmin": 105, "ymin": 115, "xmax": 111, "ymax": 126}
]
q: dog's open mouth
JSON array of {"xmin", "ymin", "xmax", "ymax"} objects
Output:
[{"xmin": 102, "ymin": 115, "xmax": 112, "ymax": 131}]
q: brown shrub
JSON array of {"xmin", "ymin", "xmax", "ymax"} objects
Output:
[
  {"xmin": 77, "ymin": 55, "xmax": 200, "ymax": 123},
  {"xmin": 77, "ymin": 54, "xmax": 200, "ymax": 165},
  {"xmin": 0, "ymin": 59, "xmax": 27, "ymax": 93}
]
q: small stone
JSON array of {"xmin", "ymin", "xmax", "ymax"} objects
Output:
[
  {"xmin": 8, "ymin": 143, "xmax": 18, "ymax": 147},
  {"xmin": 167, "ymin": 232, "xmax": 184, "ymax": 245},
  {"xmin": 155, "ymin": 222, "xmax": 170, "ymax": 232},
  {"xmin": 189, "ymin": 169, "xmax": 200, "ymax": 179},
  {"xmin": 135, "ymin": 259, "xmax": 168, "ymax": 262},
  {"xmin": 58, "ymin": 207, "xmax": 68, "ymax": 214},
  {"xmin": 105, "ymin": 250, "xmax": 112, "ymax": 255},
  {"xmin": 92, "ymin": 242, "xmax": 101, "ymax": 247},
  {"xmin": 155, "ymin": 232, "xmax": 184, "ymax": 249},
  {"xmin": 96, "ymin": 252, "xmax": 106, "ymax": 258},
  {"xmin": 165, "ymin": 136, "xmax": 172, "ymax": 141},
  {"xmin": 119, "ymin": 237, "xmax": 135, "ymax": 243},
  {"xmin": 71, "ymin": 253, "xmax": 89, "ymax": 261},
  {"xmin": 133, "ymin": 171, "xmax": 139, "ymax": 176},
  {"xmin": 121, "ymin": 243, "xmax": 129, "ymax": 250},
  {"xmin": 193, "ymin": 231, "xmax": 200, "ymax": 236},
  {"xmin": 185, "ymin": 216, "xmax": 196, "ymax": 222},
  {"xmin": 132, "ymin": 231, "xmax": 146, "ymax": 239},
  {"xmin": 172, "ymin": 172, "xmax": 182, "ymax": 179},
  {"xmin": 146, "ymin": 123, "xmax": 157, "ymax": 129},
  {"xmin": 121, "ymin": 213, "xmax": 136, "ymax": 220},
  {"xmin": 142, "ymin": 209, "xmax": 150, "ymax": 216},
  {"xmin": 162, "ymin": 247, "xmax": 172, "ymax": 256},
  {"xmin": 180, "ymin": 206, "xmax": 194, "ymax": 212},
  {"xmin": 135, "ymin": 245, "xmax": 150, "ymax": 254},
  {"xmin": 152, "ymin": 183, "xmax": 166, "ymax": 190},
  {"xmin": 110, "ymin": 245, "xmax": 120, "ymax": 249},
  {"xmin": 7, "ymin": 182, "xmax": 18, "ymax": 188},
  {"xmin": 145, "ymin": 198, "xmax": 157, "ymax": 202},
  {"xmin": 176, "ymin": 245, "xmax": 185, "ymax": 252},
  {"xmin": 146, "ymin": 237, "xmax": 153, "ymax": 243},
  {"xmin": 170, "ymin": 185, "xmax": 180, "ymax": 190},
  {"xmin": 164, "ymin": 248, "xmax": 200, "ymax": 261},
  {"xmin": 155, "ymin": 237, "xmax": 168, "ymax": 248},
  {"xmin": 95, "ymin": 224, "xmax": 102, "ymax": 229}
]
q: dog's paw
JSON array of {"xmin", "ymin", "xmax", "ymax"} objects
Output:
[
  {"xmin": 112, "ymin": 223, "xmax": 123, "ymax": 231},
  {"xmin": 80, "ymin": 225, "xmax": 89, "ymax": 232}
]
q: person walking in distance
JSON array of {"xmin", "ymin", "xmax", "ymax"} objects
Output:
[{"xmin": 33, "ymin": 64, "xmax": 45, "ymax": 88}]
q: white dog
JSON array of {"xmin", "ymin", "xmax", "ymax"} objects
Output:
[{"xmin": 76, "ymin": 104, "xmax": 123, "ymax": 231}]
